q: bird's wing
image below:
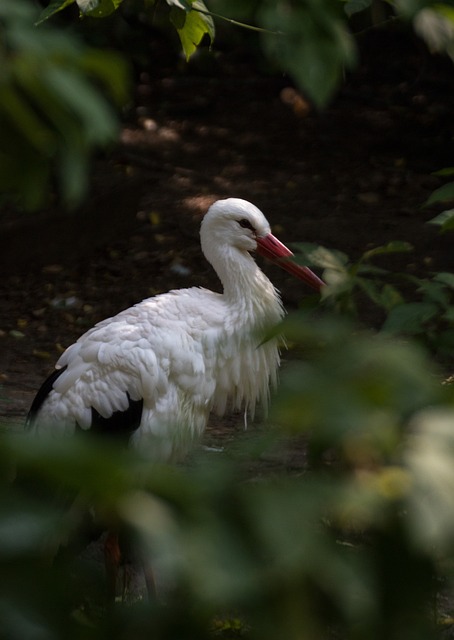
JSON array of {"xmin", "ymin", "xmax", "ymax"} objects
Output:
[{"xmin": 29, "ymin": 290, "xmax": 223, "ymax": 440}]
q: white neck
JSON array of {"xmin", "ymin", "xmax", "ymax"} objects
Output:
[{"xmin": 206, "ymin": 244, "xmax": 283, "ymax": 326}]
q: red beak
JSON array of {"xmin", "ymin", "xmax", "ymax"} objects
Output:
[{"xmin": 256, "ymin": 233, "xmax": 324, "ymax": 292}]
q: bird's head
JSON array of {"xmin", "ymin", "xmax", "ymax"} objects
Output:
[
  {"xmin": 202, "ymin": 198, "xmax": 271, "ymax": 253},
  {"xmin": 201, "ymin": 198, "xmax": 324, "ymax": 292}
]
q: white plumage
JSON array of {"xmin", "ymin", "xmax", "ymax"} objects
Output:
[{"xmin": 28, "ymin": 198, "xmax": 323, "ymax": 461}]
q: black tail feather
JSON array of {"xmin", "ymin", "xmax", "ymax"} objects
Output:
[{"xmin": 26, "ymin": 366, "xmax": 68, "ymax": 428}]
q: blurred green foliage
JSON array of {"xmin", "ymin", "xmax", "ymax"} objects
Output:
[
  {"xmin": 292, "ymin": 242, "xmax": 454, "ymax": 362},
  {"xmin": 0, "ymin": 0, "xmax": 129, "ymax": 210},
  {"xmin": 4, "ymin": 0, "xmax": 454, "ymax": 210},
  {"xmin": 1, "ymin": 313, "xmax": 454, "ymax": 640},
  {"xmin": 2, "ymin": 0, "xmax": 454, "ymax": 637},
  {"xmin": 427, "ymin": 168, "xmax": 454, "ymax": 232},
  {"xmin": 37, "ymin": 0, "xmax": 454, "ymax": 108}
]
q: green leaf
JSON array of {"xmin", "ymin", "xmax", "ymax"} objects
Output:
[
  {"xmin": 0, "ymin": 86, "xmax": 53, "ymax": 153},
  {"xmin": 356, "ymin": 278, "xmax": 384, "ymax": 307},
  {"xmin": 362, "ymin": 241, "xmax": 413, "ymax": 261},
  {"xmin": 434, "ymin": 272, "xmax": 454, "ymax": 289},
  {"xmin": 35, "ymin": 0, "xmax": 75, "ymax": 24},
  {"xmin": 428, "ymin": 209, "xmax": 454, "ymax": 231},
  {"xmin": 41, "ymin": 66, "xmax": 118, "ymax": 142},
  {"xmin": 432, "ymin": 167, "xmax": 454, "ymax": 177},
  {"xmin": 382, "ymin": 302, "xmax": 439, "ymax": 335},
  {"xmin": 166, "ymin": 0, "xmax": 193, "ymax": 9},
  {"xmin": 78, "ymin": 0, "xmax": 123, "ymax": 18},
  {"xmin": 425, "ymin": 182, "xmax": 454, "ymax": 206},
  {"xmin": 395, "ymin": 0, "xmax": 432, "ymax": 19},
  {"xmin": 170, "ymin": 6, "xmax": 187, "ymax": 29},
  {"xmin": 174, "ymin": 1, "xmax": 215, "ymax": 60},
  {"xmin": 443, "ymin": 308, "xmax": 454, "ymax": 322},
  {"xmin": 380, "ymin": 283, "xmax": 405, "ymax": 309},
  {"xmin": 259, "ymin": 0, "xmax": 357, "ymax": 107},
  {"xmin": 77, "ymin": 0, "xmax": 99, "ymax": 12},
  {"xmin": 0, "ymin": 1, "xmax": 128, "ymax": 210},
  {"xmin": 358, "ymin": 281, "xmax": 404, "ymax": 310},
  {"xmin": 293, "ymin": 244, "xmax": 349, "ymax": 270},
  {"xmin": 343, "ymin": 0, "xmax": 373, "ymax": 18},
  {"xmin": 418, "ymin": 280, "xmax": 450, "ymax": 307}
]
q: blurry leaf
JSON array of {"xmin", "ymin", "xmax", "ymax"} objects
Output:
[
  {"xmin": 405, "ymin": 409, "xmax": 454, "ymax": 551},
  {"xmin": 79, "ymin": 0, "xmax": 123, "ymax": 18},
  {"xmin": 259, "ymin": 0, "xmax": 357, "ymax": 107},
  {"xmin": 274, "ymin": 318, "xmax": 440, "ymax": 447},
  {"xmin": 356, "ymin": 277, "xmax": 384, "ymax": 306},
  {"xmin": 343, "ymin": 0, "xmax": 373, "ymax": 17},
  {"xmin": 79, "ymin": 49, "xmax": 129, "ymax": 105},
  {"xmin": 435, "ymin": 272, "xmax": 454, "ymax": 289},
  {"xmin": 0, "ymin": 502, "xmax": 58, "ymax": 557},
  {"xmin": 7, "ymin": 434, "xmax": 136, "ymax": 504},
  {"xmin": 428, "ymin": 208, "xmax": 454, "ymax": 231},
  {"xmin": 77, "ymin": 0, "xmax": 100, "ymax": 12},
  {"xmin": 417, "ymin": 280, "xmax": 451, "ymax": 307},
  {"xmin": 120, "ymin": 490, "xmax": 184, "ymax": 582},
  {"xmin": 166, "ymin": 0, "xmax": 193, "ymax": 9},
  {"xmin": 362, "ymin": 241, "xmax": 413, "ymax": 261},
  {"xmin": 355, "ymin": 263, "xmax": 389, "ymax": 276},
  {"xmin": 432, "ymin": 166, "xmax": 454, "ymax": 177},
  {"xmin": 170, "ymin": 5, "xmax": 187, "ymax": 29},
  {"xmin": 395, "ymin": 0, "xmax": 429, "ymax": 19},
  {"xmin": 381, "ymin": 302, "xmax": 438, "ymax": 335},
  {"xmin": 292, "ymin": 242, "xmax": 339, "ymax": 267},
  {"xmin": 436, "ymin": 329, "xmax": 454, "ymax": 356},
  {"xmin": 378, "ymin": 283, "xmax": 405, "ymax": 309},
  {"xmin": 0, "ymin": 1, "xmax": 129, "ymax": 209},
  {"xmin": 0, "ymin": 86, "xmax": 53, "ymax": 152},
  {"xmin": 35, "ymin": 0, "xmax": 75, "ymax": 24},
  {"xmin": 357, "ymin": 280, "xmax": 404, "ymax": 310},
  {"xmin": 425, "ymin": 181, "xmax": 454, "ymax": 205},
  {"xmin": 413, "ymin": 6, "xmax": 454, "ymax": 58}
]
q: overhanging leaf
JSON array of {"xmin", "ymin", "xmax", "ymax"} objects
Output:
[
  {"xmin": 78, "ymin": 0, "xmax": 123, "ymax": 17},
  {"xmin": 174, "ymin": 1, "xmax": 215, "ymax": 60},
  {"xmin": 259, "ymin": 0, "xmax": 356, "ymax": 107},
  {"xmin": 170, "ymin": 6, "xmax": 187, "ymax": 29},
  {"xmin": 35, "ymin": 0, "xmax": 75, "ymax": 25},
  {"xmin": 166, "ymin": 0, "xmax": 193, "ymax": 9}
]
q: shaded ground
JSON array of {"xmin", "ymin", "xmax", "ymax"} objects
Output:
[{"xmin": 0, "ymin": 31, "xmax": 453, "ymax": 442}]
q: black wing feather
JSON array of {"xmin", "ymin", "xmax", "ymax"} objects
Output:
[
  {"xmin": 27, "ymin": 366, "xmax": 144, "ymax": 443},
  {"xmin": 87, "ymin": 394, "xmax": 144, "ymax": 443},
  {"xmin": 26, "ymin": 366, "xmax": 68, "ymax": 428}
]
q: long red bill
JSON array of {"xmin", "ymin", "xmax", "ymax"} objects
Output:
[{"xmin": 256, "ymin": 233, "xmax": 324, "ymax": 292}]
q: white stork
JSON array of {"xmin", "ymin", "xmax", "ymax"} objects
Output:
[
  {"xmin": 26, "ymin": 198, "xmax": 323, "ymax": 597},
  {"xmin": 27, "ymin": 198, "xmax": 322, "ymax": 453}
]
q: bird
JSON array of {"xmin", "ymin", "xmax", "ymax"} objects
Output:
[{"xmin": 25, "ymin": 197, "xmax": 324, "ymax": 599}]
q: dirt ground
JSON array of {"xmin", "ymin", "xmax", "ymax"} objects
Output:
[{"xmin": 0, "ymin": 29, "xmax": 453, "ymax": 446}]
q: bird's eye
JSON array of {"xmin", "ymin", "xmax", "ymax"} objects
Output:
[{"xmin": 238, "ymin": 219, "xmax": 255, "ymax": 231}]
